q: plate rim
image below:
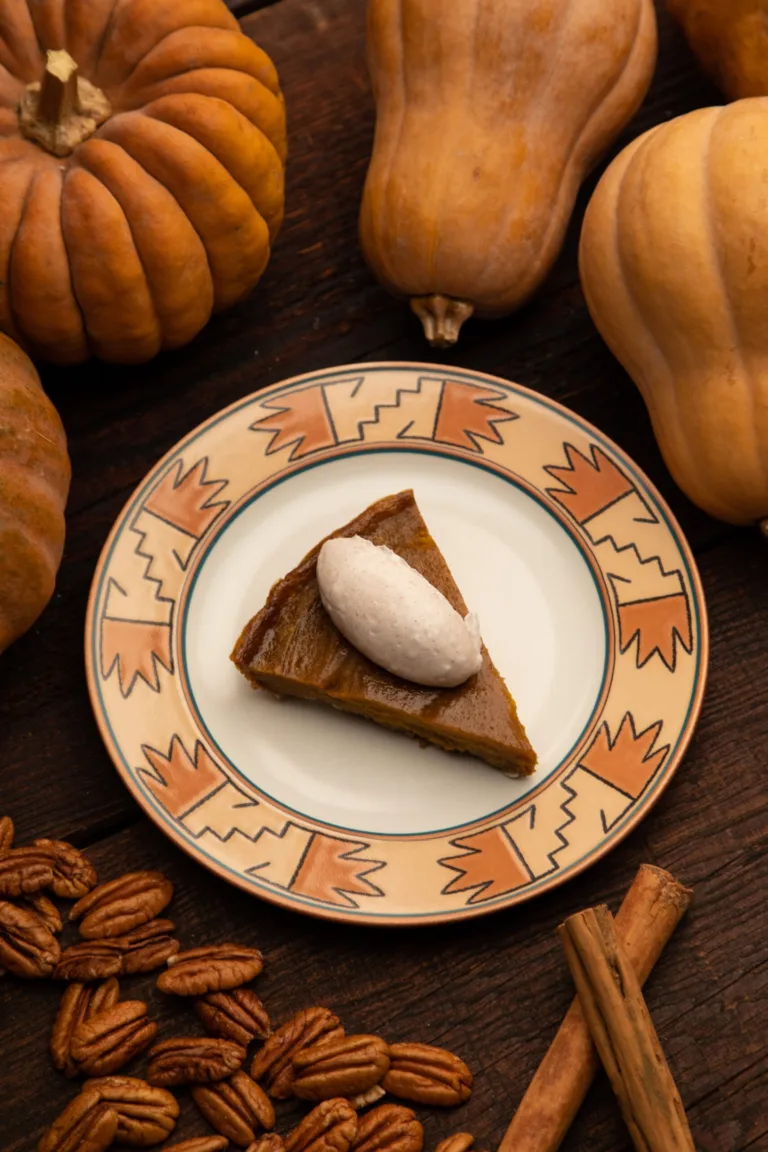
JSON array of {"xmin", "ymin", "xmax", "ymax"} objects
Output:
[{"xmin": 84, "ymin": 360, "xmax": 710, "ymax": 927}]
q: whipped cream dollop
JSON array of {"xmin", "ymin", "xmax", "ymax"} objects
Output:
[{"xmin": 316, "ymin": 535, "xmax": 483, "ymax": 688}]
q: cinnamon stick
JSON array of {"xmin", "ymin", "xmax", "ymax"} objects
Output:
[
  {"xmin": 559, "ymin": 904, "xmax": 695, "ymax": 1151},
  {"xmin": 497, "ymin": 865, "xmax": 691, "ymax": 1152}
]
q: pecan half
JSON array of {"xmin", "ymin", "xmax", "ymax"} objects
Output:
[
  {"xmin": 70, "ymin": 871, "xmax": 173, "ymax": 939},
  {"xmin": 193, "ymin": 1069, "xmax": 275, "ymax": 1146},
  {"xmin": 0, "ymin": 847, "xmax": 54, "ymax": 897},
  {"xmin": 51, "ymin": 984, "xmax": 90, "ymax": 1075},
  {"xmin": 51, "ymin": 980, "xmax": 121, "ymax": 1075},
  {"xmin": 147, "ymin": 1036, "xmax": 246, "ymax": 1086},
  {"xmin": 293, "ymin": 1034, "xmax": 390, "ymax": 1102},
  {"xmin": 285, "ymin": 1099, "xmax": 358, "ymax": 1152},
  {"xmin": 38, "ymin": 1089, "xmax": 118, "ymax": 1152},
  {"xmin": 34, "ymin": 839, "xmax": 98, "ymax": 899},
  {"xmin": 247, "ymin": 1138, "xmax": 285, "ymax": 1152},
  {"xmin": 0, "ymin": 898, "xmax": 60, "ymax": 977},
  {"xmin": 164, "ymin": 1141, "xmax": 230, "ymax": 1152},
  {"xmin": 435, "ymin": 1136, "xmax": 474, "ymax": 1152},
  {"xmin": 70, "ymin": 1000, "xmax": 157, "ymax": 1076},
  {"xmin": 251, "ymin": 1007, "xmax": 343, "ymax": 1100},
  {"xmin": 23, "ymin": 891, "xmax": 63, "ymax": 934},
  {"xmin": 195, "ymin": 988, "xmax": 271, "ymax": 1046},
  {"xmin": 55, "ymin": 939, "xmax": 123, "ymax": 981},
  {"xmin": 87, "ymin": 1076, "xmax": 180, "ymax": 1146},
  {"xmin": 114, "ymin": 918, "xmax": 179, "ymax": 975},
  {"xmin": 157, "ymin": 943, "xmax": 264, "ymax": 996},
  {"xmin": 351, "ymin": 1105, "xmax": 423, "ymax": 1152},
  {"xmin": 0, "ymin": 815, "xmax": 14, "ymax": 854},
  {"xmin": 382, "ymin": 1043, "xmax": 472, "ymax": 1107}
]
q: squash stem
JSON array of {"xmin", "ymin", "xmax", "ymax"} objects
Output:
[
  {"xmin": 19, "ymin": 50, "xmax": 111, "ymax": 158},
  {"xmin": 411, "ymin": 295, "xmax": 474, "ymax": 348},
  {"xmin": 37, "ymin": 50, "xmax": 80, "ymax": 126}
]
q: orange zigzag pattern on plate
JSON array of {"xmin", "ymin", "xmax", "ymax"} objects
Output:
[
  {"xmin": 439, "ymin": 826, "xmax": 531, "ymax": 904},
  {"xmin": 140, "ymin": 736, "xmax": 226, "ymax": 819},
  {"xmin": 617, "ymin": 593, "xmax": 693, "ymax": 672},
  {"xmin": 290, "ymin": 834, "xmax": 385, "ymax": 908},
  {"xmin": 144, "ymin": 458, "xmax": 229, "ymax": 539},
  {"xmin": 546, "ymin": 442, "xmax": 634, "ymax": 523},
  {"xmin": 579, "ymin": 714, "xmax": 669, "ymax": 800},
  {"xmin": 101, "ymin": 618, "xmax": 172, "ymax": 697},
  {"xmin": 252, "ymin": 386, "xmax": 336, "ymax": 460},
  {"xmin": 434, "ymin": 380, "xmax": 517, "ymax": 452}
]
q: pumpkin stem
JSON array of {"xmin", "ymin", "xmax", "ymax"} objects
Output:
[
  {"xmin": 760, "ymin": 518, "xmax": 768, "ymax": 538},
  {"xmin": 410, "ymin": 295, "xmax": 474, "ymax": 348},
  {"xmin": 18, "ymin": 49, "xmax": 111, "ymax": 158},
  {"xmin": 37, "ymin": 49, "xmax": 79, "ymax": 125}
]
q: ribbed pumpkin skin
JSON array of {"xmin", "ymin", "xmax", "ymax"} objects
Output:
[
  {"xmin": 0, "ymin": 333, "xmax": 70, "ymax": 653},
  {"xmin": 359, "ymin": 0, "xmax": 657, "ymax": 328},
  {"xmin": 667, "ymin": 0, "xmax": 768, "ymax": 99},
  {"xmin": 579, "ymin": 99, "xmax": 768, "ymax": 527},
  {"xmin": 0, "ymin": 0, "xmax": 286, "ymax": 365}
]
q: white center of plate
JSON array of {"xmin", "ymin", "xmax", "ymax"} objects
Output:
[{"xmin": 183, "ymin": 451, "xmax": 607, "ymax": 835}]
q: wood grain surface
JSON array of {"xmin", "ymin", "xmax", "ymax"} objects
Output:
[{"xmin": 1, "ymin": 1, "xmax": 766, "ymax": 1150}]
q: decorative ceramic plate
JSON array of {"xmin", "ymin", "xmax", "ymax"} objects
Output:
[{"xmin": 86, "ymin": 363, "xmax": 708, "ymax": 925}]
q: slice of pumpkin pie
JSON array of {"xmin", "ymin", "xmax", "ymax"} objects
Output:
[{"xmin": 231, "ymin": 490, "xmax": 536, "ymax": 776}]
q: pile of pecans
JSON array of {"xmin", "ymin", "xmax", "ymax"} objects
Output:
[{"xmin": 0, "ymin": 815, "xmax": 477, "ymax": 1152}]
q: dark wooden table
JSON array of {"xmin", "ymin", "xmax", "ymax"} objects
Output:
[{"xmin": 2, "ymin": 1, "xmax": 767, "ymax": 1149}]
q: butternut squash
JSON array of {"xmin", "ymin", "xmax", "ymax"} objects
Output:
[
  {"xmin": 359, "ymin": 0, "xmax": 658, "ymax": 346},
  {"xmin": 579, "ymin": 98, "xmax": 768, "ymax": 529},
  {"xmin": 667, "ymin": 0, "xmax": 768, "ymax": 99}
]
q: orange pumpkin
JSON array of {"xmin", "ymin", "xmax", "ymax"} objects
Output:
[
  {"xmin": 667, "ymin": 0, "xmax": 768, "ymax": 99},
  {"xmin": 0, "ymin": 333, "xmax": 70, "ymax": 654},
  {"xmin": 0, "ymin": 0, "xmax": 286, "ymax": 364}
]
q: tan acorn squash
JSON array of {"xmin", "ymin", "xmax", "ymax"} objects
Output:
[
  {"xmin": 579, "ymin": 98, "xmax": 768, "ymax": 529},
  {"xmin": 0, "ymin": 333, "xmax": 70, "ymax": 653},
  {"xmin": 359, "ymin": 0, "xmax": 658, "ymax": 346},
  {"xmin": 0, "ymin": 0, "xmax": 286, "ymax": 365},
  {"xmin": 667, "ymin": 0, "xmax": 768, "ymax": 99}
]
